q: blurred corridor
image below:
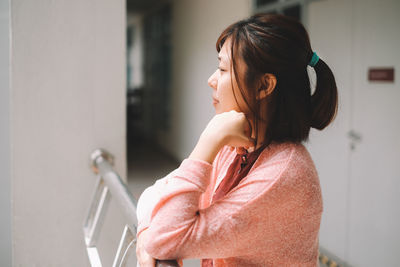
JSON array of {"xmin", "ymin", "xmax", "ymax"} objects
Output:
[{"xmin": 127, "ymin": 138, "xmax": 179, "ymax": 200}]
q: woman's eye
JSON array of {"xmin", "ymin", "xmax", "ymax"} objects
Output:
[{"xmin": 218, "ymin": 67, "xmax": 226, "ymax": 72}]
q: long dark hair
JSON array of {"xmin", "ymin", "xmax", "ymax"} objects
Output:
[{"xmin": 216, "ymin": 13, "xmax": 338, "ymax": 146}]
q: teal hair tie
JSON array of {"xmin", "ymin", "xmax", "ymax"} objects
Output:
[{"xmin": 308, "ymin": 52, "xmax": 319, "ymax": 67}]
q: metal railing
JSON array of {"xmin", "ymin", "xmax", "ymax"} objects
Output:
[{"xmin": 83, "ymin": 148, "xmax": 179, "ymax": 267}]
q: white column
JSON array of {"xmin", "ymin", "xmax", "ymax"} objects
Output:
[
  {"xmin": 0, "ymin": 0, "xmax": 11, "ymax": 266},
  {"xmin": 10, "ymin": 0, "xmax": 126, "ymax": 265}
]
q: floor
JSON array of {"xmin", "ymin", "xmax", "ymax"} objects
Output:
[{"xmin": 126, "ymin": 139, "xmax": 328, "ymax": 267}]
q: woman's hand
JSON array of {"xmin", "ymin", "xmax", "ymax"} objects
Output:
[
  {"xmin": 136, "ymin": 229, "xmax": 155, "ymax": 267},
  {"xmin": 189, "ymin": 111, "xmax": 255, "ymax": 163}
]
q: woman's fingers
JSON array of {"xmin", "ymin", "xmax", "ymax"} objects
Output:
[
  {"xmin": 235, "ymin": 135, "xmax": 256, "ymax": 155},
  {"xmin": 236, "ymin": 147, "xmax": 247, "ymax": 155},
  {"xmin": 200, "ymin": 110, "xmax": 256, "ymax": 151}
]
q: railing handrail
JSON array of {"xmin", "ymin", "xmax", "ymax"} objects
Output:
[{"xmin": 83, "ymin": 148, "xmax": 179, "ymax": 267}]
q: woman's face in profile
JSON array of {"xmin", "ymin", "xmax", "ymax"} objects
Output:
[{"xmin": 208, "ymin": 38, "xmax": 247, "ymax": 115}]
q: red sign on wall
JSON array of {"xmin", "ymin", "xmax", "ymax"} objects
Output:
[{"xmin": 368, "ymin": 68, "xmax": 395, "ymax": 82}]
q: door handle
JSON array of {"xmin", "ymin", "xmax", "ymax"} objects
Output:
[
  {"xmin": 348, "ymin": 130, "xmax": 362, "ymax": 142},
  {"xmin": 348, "ymin": 130, "xmax": 362, "ymax": 151}
]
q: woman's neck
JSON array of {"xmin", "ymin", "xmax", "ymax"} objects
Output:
[{"xmin": 248, "ymin": 118, "xmax": 268, "ymax": 152}]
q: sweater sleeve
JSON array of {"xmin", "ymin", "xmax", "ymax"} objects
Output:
[
  {"xmin": 136, "ymin": 147, "xmax": 227, "ymax": 237},
  {"xmin": 141, "ymin": 149, "xmax": 295, "ymax": 260},
  {"xmin": 136, "ymin": 169, "xmax": 179, "ymax": 236}
]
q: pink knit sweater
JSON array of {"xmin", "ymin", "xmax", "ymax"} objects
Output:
[{"xmin": 136, "ymin": 142, "xmax": 323, "ymax": 266}]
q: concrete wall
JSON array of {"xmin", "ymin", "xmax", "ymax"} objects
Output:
[
  {"xmin": 157, "ymin": 0, "xmax": 252, "ymax": 160},
  {"xmin": 10, "ymin": 0, "xmax": 126, "ymax": 265},
  {"xmin": 0, "ymin": 0, "xmax": 11, "ymax": 266}
]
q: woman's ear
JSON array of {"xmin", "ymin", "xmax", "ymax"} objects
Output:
[{"xmin": 257, "ymin": 73, "xmax": 277, "ymax": 100}]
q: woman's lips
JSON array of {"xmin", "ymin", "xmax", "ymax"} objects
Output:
[{"xmin": 212, "ymin": 97, "xmax": 219, "ymax": 105}]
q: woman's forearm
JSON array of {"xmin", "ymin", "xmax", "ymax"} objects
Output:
[
  {"xmin": 188, "ymin": 135, "xmax": 224, "ymax": 164},
  {"xmin": 189, "ymin": 111, "xmax": 254, "ymax": 164}
]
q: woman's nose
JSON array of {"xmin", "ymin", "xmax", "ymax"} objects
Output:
[{"xmin": 208, "ymin": 71, "xmax": 217, "ymax": 89}]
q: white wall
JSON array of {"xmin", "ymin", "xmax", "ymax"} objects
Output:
[
  {"xmin": 306, "ymin": 0, "xmax": 353, "ymax": 262},
  {"xmin": 11, "ymin": 0, "xmax": 126, "ymax": 265},
  {"xmin": 307, "ymin": 0, "xmax": 400, "ymax": 266},
  {"xmin": 158, "ymin": 0, "xmax": 252, "ymax": 160},
  {"xmin": 0, "ymin": 0, "xmax": 11, "ymax": 266}
]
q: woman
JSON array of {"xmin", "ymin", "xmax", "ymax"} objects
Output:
[{"xmin": 136, "ymin": 13, "xmax": 337, "ymax": 266}]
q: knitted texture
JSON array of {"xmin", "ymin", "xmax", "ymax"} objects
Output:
[{"xmin": 136, "ymin": 142, "xmax": 323, "ymax": 266}]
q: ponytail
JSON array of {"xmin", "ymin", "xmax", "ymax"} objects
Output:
[{"xmin": 310, "ymin": 58, "xmax": 338, "ymax": 130}]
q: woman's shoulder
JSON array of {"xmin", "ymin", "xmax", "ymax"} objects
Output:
[
  {"xmin": 214, "ymin": 141, "xmax": 317, "ymax": 182},
  {"xmin": 251, "ymin": 141, "xmax": 318, "ymax": 180},
  {"xmin": 259, "ymin": 141, "xmax": 314, "ymax": 165},
  {"xmin": 249, "ymin": 142, "xmax": 322, "ymax": 211}
]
